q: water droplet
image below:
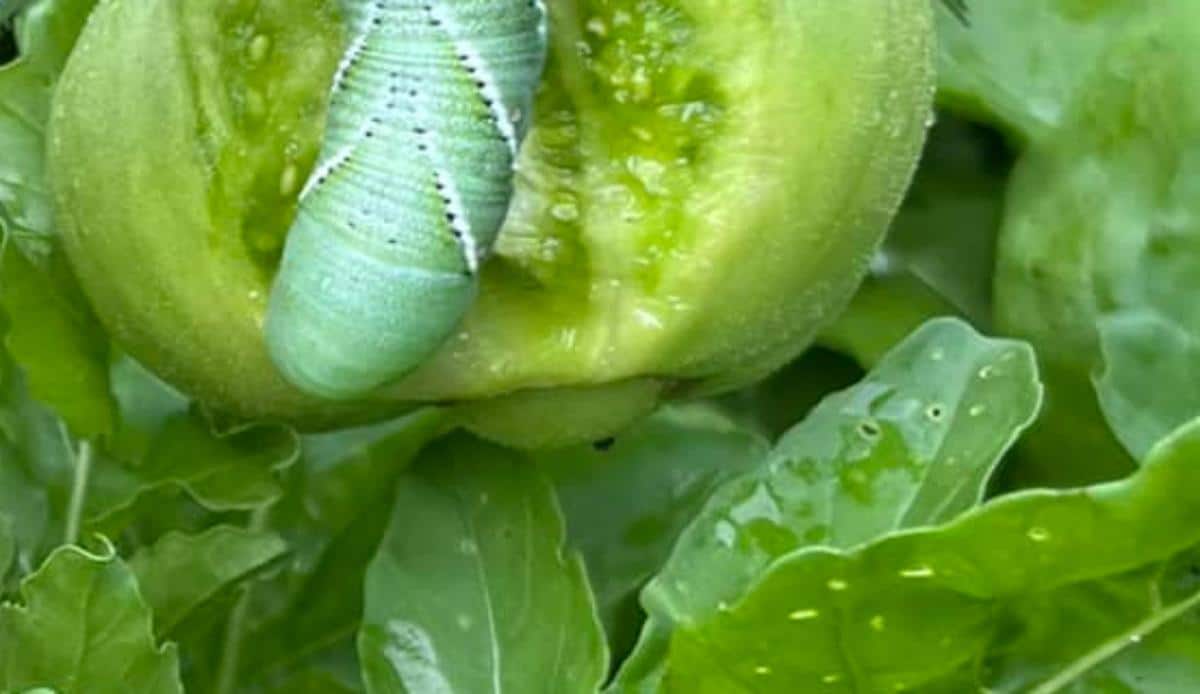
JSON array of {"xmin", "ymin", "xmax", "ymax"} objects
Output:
[
  {"xmin": 978, "ymin": 365, "xmax": 995, "ymax": 380},
  {"xmin": 789, "ymin": 608, "xmax": 819, "ymax": 621},
  {"xmin": 714, "ymin": 520, "xmax": 736, "ymax": 548},
  {"xmin": 245, "ymin": 88, "xmax": 266, "ymax": 122},
  {"xmin": 969, "ymin": 405, "xmax": 986, "ymax": 417},
  {"xmin": 248, "ymin": 34, "xmax": 271, "ymax": 62},
  {"xmin": 1129, "ymin": 634, "xmax": 1143, "ymax": 644},
  {"xmin": 550, "ymin": 202, "xmax": 580, "ymax": 222},
  {"xmin": 456, "ymin": 614, "xmax": 472, "ymax": 630},
  {"xmin": 1027, "ymin": 526, "xmax": 1051, "ymax": 542},
  {"xmin": 754, "ymin": 666, "xmax": 772, "ymax": 676},
  {"xmin": 717, "ymin": 601, "xmax": 729, "ymax": 612},
  {"xmin": 633, "ymin": 308, "xmax": 664, "ymax": 330},
  {"xmin": 827, "ymin": 578, "xmax": 848, "ymax": 591},
  {"xmin": 925, "ymin": 404, "xmax": 945, "ymax": 422},
  {"xmin": 625, "ymin": 156, "xmax": 670, "ymax": 196},
  {"xmin": 458, "ymin": 539, "xmax": 478, "ymax": 555},
  {"xmin": 279, "ymin": 164, "xmax": 299, "ymax": 197},
  {"xmin": 586, "ymin": 16, "xmax": 608, "ymax": 36},
  {"xmin": 900, "ymin": 565, "xmax": 935, "ymax": 578},
  {"xmin": 870, "ymin": 615, "xmax": 886, "ymax": 631},
  {"xmin": 730, "ymin": 483, "xmax": 783, "ymax": 526},
  {"xmin": 823, "ymin": 673, "xmax": 843, "ymax": 684},
  {"xmin": 857, "ymin": 419, "xmax": 881, "ymax": 439},
  {"xmin": 930, "ymin": 348, "xmax": 945, "ymax": 361}
]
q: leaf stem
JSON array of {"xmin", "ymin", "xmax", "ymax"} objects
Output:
[
  {"xmin": 215, "ymin": 507, "xmax": 269, "ymax": 694},
  {"xmin": 1031, "ymin": 588, "xmax": 1200, "ymax": 693},
  {"xmin": 63, "ymin": 439, "xmax": 94, "ymax": 546}
]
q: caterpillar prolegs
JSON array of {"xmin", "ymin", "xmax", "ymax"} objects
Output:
[{"xmin": 265, "ymin": 0, "xmax": 548, "ymax": 399}]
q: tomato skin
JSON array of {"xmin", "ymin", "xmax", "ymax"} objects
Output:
[{"xmin": 50, "ymin": 0, "xmax": 934, "ymax": 444}]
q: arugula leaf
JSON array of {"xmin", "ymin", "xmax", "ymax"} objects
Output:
[
  {"xmin": 239, "ymin": 410, "xmax": 449, "ymax": 690},
  {"xmin": 0, "ymin": 0, "xmax": 113, "ymax": 438},
  {"xmin": 129, "ymin": 526, "xmax": 286, "ymax": 636},
  {"xmin": 614, "ymin": 318, "xmax": 1042, "ymax": 691},
  {"xmin": 987, "ymin": 548, "xmax": 1200, "ymax": 692},
  {"xmin": 0, "ymin": 246, "xmax": 114, "ymax": 437},
  {"xmin": 0, "ymin": 543, "xmax": 182, "ymax": 693},
  {"xmin": 358, "ymin": 434, "xmax": 608, "ymax": 694},
  {"xmin": 993, "ymin": 0, "xmax": 1200, "ymax": 468},
  {"xmin": 0, "ymin": 352, "xmax": 77, "ymax": 565},
  {"xmin": 936, "ymin": 0, "xmax": 1144, "ymax": 144},
  {"xmin": 0, "ymin": 516, "xmax": 13, "ymax": 585},
  {"xmin": 664, "ymin": 417, "xmax": 1200, "ymax": 692},
  {"xmin": 0, "ymin": 0, "xmax": 96, "ymax": 253},
  {"xmin": 85, "ymin": 414, "xmax": 300, "ymax": 526},
  {"xmin": 0, "ymin": 441, "xmax": 49, "ymax": 589},
  {"xmin": 536, "ymin": 405, "xmax": 768, "ymax": 658}
]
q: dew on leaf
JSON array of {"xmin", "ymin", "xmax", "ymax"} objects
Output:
[
  {"xmin": 1026, "ymin": 526, "xmax": 1051, "ymax": 542},
  {"xmin": 788, "ymin": 608, "xmax": 819, "ymax": 621}
]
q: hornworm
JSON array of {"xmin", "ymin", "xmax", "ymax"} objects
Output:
[{"xmin": 265, "ymin": 0, "xmax": 548, "ymax": 399}]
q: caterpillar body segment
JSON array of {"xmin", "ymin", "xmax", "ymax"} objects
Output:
[{"xmin": 265, "ymin": 0, "xmax": 548, "ymax": 399}]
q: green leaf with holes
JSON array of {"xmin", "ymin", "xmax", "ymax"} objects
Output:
[
  {"xmin": 665, "ymin": 416, "xmax": 1200, "ymax": 692},
  {"xmin": 613, "ymin": 318, "xmax": 1042, "ymax": 691}
]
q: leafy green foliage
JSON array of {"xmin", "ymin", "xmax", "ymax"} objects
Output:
[
  {"xmin": 935, "ymin": 0, "xmax": 1145, "ymax": 144},
  {"xmin": 0, "ymin": 0, "xmax": 110, "ymax": 438},
  {"xmin": 666, "ymin": 419, "xmax": 1200, "ymax": 692},
  {"xmin": 0, "ymin": 0, "xmax": 95, "ymax": 253},
  {"xmin": 614, "ymin": 318, "xmax": 1042, "ymax": 691},
  {"xmin": 0, "ymin": 544, "xmax": 183, "ymax": 693},
  {"xmin": 129, "ymin": 527, "xmax": 286, "ymax": 636},
  {"xmin": 2, "ymin": 0, "xmax": 1200, "ymax": 692},
  {"xmin": 985, "ymin": 0, "xmax": 1200, "ymax": 483},
  {"xmin": 358, "ymin": 435, "xmax": 608, "ymax": 693},
  {"xmin": 536, "ymin": 405, "xmax": 769, "ymax": 656},
  {"xmin": 0, "ymin": 247, "xmax": 113, "ymax": 437}
]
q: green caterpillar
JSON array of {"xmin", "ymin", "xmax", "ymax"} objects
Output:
[{"xmin": 265, "ymin": 0, "xmax": 548, "ymax": 399}]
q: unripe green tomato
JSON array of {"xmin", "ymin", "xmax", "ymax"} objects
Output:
[{"xmin": 49, "ymin": 0, "xmax": 934, "ymax": 445}]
